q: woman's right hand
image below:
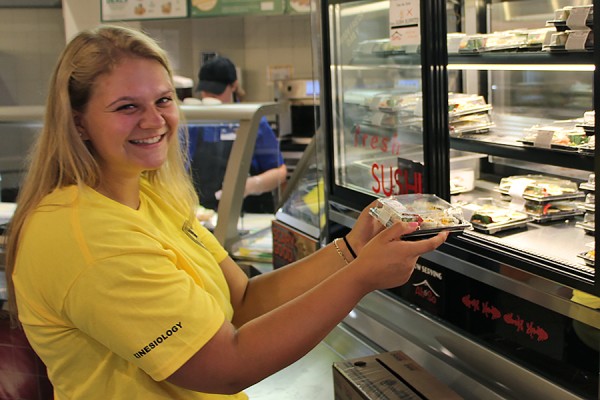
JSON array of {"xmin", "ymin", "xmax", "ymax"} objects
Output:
[{"xmin": 348, "ymin": 221, "xmax": 448, "ymax": 292}]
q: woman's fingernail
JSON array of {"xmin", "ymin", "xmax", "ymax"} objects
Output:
[{"xmin": 408, "ymin": 222, "xmax": 419, "ymax": 228}]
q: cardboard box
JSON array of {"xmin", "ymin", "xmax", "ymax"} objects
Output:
[{"xmin": 333, "ymin": 350, "xmax": 463, "ymax": 400}]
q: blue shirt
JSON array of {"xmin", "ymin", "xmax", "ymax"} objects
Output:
[
  {"xmin": 187, "ymin": 117, "xmax": 284, "ymax": 212},
  {"xmin": 188, "ymin": 117, "xmax": 283, "ymax": 175}
]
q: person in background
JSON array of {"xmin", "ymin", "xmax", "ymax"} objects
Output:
[
  {"xmin": 188, "ymin": 56, "xmax": 287, "ymax": 213},
  {"xmin": 5, "ymin": 25, "xmax": 448, "ymax": 400}
]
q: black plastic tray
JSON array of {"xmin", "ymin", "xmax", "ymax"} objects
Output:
[
  {"xmin": 577, "ymin": 250, "xmax": 595, "ymax": 266},
  {"xmin": 576, "ymin": 221, "xmax": 595, "ymax": 234},
  {"xmin": 498, "ymin": 189, "xmax": 585, "ymax": 203},
  {"xmin": 470, "ymin": 217, "xmax": 530, "ymax": 235},
  {"xmin": 528, "ymin": 209, "xmax": 584, "ymax": 223}
]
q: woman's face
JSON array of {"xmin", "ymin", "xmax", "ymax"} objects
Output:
[{"xmin": 76, "ymin": 56, "xmax": 178, "ymax": 181}]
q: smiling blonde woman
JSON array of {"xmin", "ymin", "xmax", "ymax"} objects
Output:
[{"xmin": 5, "ymin": 24, "xmax": 447, "ymax": 400}]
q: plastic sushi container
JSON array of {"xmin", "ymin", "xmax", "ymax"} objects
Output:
[
  {"xmin": 369, "ymin": 194, "xmax": 471, "ymax": 238},
  {"xmin": 461, "ymin": 198, "xmax": 531, "ymax": 234}
]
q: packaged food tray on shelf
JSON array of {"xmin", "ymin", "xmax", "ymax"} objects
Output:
[
  {"xmin": 579, "ymin": 174, "xmax": 595, "ymax": 192},
  {"xmin": 546, "ymin": 5, "xmax": 594, "ymax": 32},
  {"xmin": 523, "ymin": 199, "xmax": 584, "ymax": 223},
  {"xmin": 519, "ymin": 120, "xmax": 590, "ymax": 151},
  {"xmin": 461, "ymin": 198, "xmax": 531, "ymax": 235},
  {"xmin": 577, "ymin": 249, "xmax": 595, "ymax": 266},
  {"xmin": 447, "ymin": 93, "xmax": 492, "ymax": 118},
  {"xmin": 450, "ymin": 112, "xmax": 494, "ymax": 136},
  {"xmin": 497, "ymin": 174, "xmax": 585, "ymax": 202}
]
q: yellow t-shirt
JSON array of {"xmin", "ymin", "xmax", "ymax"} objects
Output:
[{"xmin": 13, "ymin": 182, "xmax": 248, "ymax": 400}]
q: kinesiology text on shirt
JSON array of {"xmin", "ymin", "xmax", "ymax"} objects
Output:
[{"xmin": 134, "ymin": 322, "xmax": 184, "ymax": 359}]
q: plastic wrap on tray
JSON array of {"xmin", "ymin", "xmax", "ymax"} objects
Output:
[
  {"xmin": 520, "ymin": 120, "xmax": 589, "ymax": 149},
  {"xmin": 577, "ymin": 249, "xmax": 595, "ymax": 266},
  {"xmin": 354, "ymin": 39, "xmax": 405, "ymax": 57},
  {"xmin": 369, "ymin": 194, "xmax": 471, "ymax": 237},
  {"xmin": 586, "ymin": 192, "xmax": 596, "ymax": 204},
  {"xmin": 578, "ymin": 135, "xmax": 595, "ymax": 155},
  {"xmin": 576, "ymin": 208, "xmax": 596, "ymax": 234},
  {"xmin": 546, "ymin": 5, "xmax": 594, "ymax": 30},
  {"xmin": 524, "ymin": 199, "xmax": 584, "ymax": 222},
  {"xmin": 583, "ymin": 110, "xmax": 595, "ymax": 125},
  {"xmin": 447, "ymin": 33, "xmax": 466, "ymax": 54},
  {"xmin": 498, "ymin": 175, "xmax": 584, "ymax": 201},
  {"xmin": 480, "ymin": 30, "xmax": 529, "ymax": 52},
  {"xmin": 461, "ymin": 198, "xmax": 530, "ymax": 234},
  {"xmin": 450, "ymin": 112, "xmax": 494, "ymax": 136},
  {"xmin": 542, "ymin": 29, "xmax": 594, "ymax": 52},
  {"xmin": 580, "ymin": 173, "xmax": 595, "ymax": 192},
  {"xmin": 524, "ymin": 27, "xmax": 556, "ymax": 49},
  {"xmin": 458, "ymin": 34, "xmax": 488, "ymax": 53},
  {"xmin": 370, "ymin": 92, "xmax": 421, "ymax": 114},
  {"xmin": 448, "ymin": 93, "xmax": 492, "ymax": 117},
  {"xmin": 577, "ymin": 111, "xmax": 595, "ymax": 134}
]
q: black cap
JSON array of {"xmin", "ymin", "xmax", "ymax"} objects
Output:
[{"xmin": 197, "ymin": 57, "xmax": 237, "ymax": 95}]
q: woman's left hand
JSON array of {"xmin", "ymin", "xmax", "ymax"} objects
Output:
[{"xmin": 344, "ymin": 200, "xmax": 385, "ymax": 258}]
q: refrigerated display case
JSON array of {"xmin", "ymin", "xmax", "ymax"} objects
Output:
[
  {"xmin": 316, "ymin": 0, "xmax": 600, "ymax": 398},
  {"xmin": 272, "ymin": 134, "xmax": 327, "ymax": 268}
]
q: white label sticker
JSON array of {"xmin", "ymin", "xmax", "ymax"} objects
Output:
[
  {"xmin": 533, "ymin": 129, "xmax": 554, "ymax": 148},
  {"xmin": 565, "ymin": 30, "xmax": 590, "ymax": 51},
  {"xmin": 389, "ymin": 0, "xmax": 420, "ymax": 46},
  {"xmin": 566, "ymin": 6, "xmax": 592, "ymax": 30}
]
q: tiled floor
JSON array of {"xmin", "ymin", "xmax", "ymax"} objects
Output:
[{"xmin": 244, "ymin": 342, "xmax": 342, "ymax": 400}]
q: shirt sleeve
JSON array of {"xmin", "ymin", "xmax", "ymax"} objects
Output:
[
  {"xmin": 251, "ymin": 117, "xmax": 284, "ymax": 174},
  {"xmin": 63, "ymin": 235, "xmax": 226, "ymax": 381}
]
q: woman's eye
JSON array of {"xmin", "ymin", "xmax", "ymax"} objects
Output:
[
  {"xmin": 115, "ymin": 103, "xmax": 136, "ymax": 112},
  {"xmin": 157, "ymin": 96, "xmax": 173, "ymax": 106}
]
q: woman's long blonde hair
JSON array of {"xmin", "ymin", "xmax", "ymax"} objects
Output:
[{"xmin": 4, "ymin": 25, "xmax": 199, "ymax": 323}]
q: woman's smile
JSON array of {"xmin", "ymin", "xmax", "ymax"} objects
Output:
[{"xmin": 129, "ymin": 133, "xmax": 166, "ymax": 145}]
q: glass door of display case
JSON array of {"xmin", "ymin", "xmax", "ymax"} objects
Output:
[
  {"xmin": 323, "ymin": 0, "xmax": 449, "ymax": 212},
  {"xmin": 321, "ymin": 0, "xmax": 599, "ymax": 295},
  {"xmin": 317, "ymin": 0, "xmax": 600, "ymax": 397},
  {"xmin": 443, "ymin": 0, "xmax": 598, "ymax": 296}
]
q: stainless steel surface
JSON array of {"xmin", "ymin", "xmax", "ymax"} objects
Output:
[
  {"xmin": 345, "ymin": 291, "xmax": 586, "ymax": 400},
  {"xmin": 190, "ymin": 103, "xmax": 286, "ymax": 250},
  {"xmin": 464, "ymin": 224, "xmax": 592, "ymax": 274},
  {"xmin": 180, "ymin": 102, "xmax": 285, "ymax": 123}
]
